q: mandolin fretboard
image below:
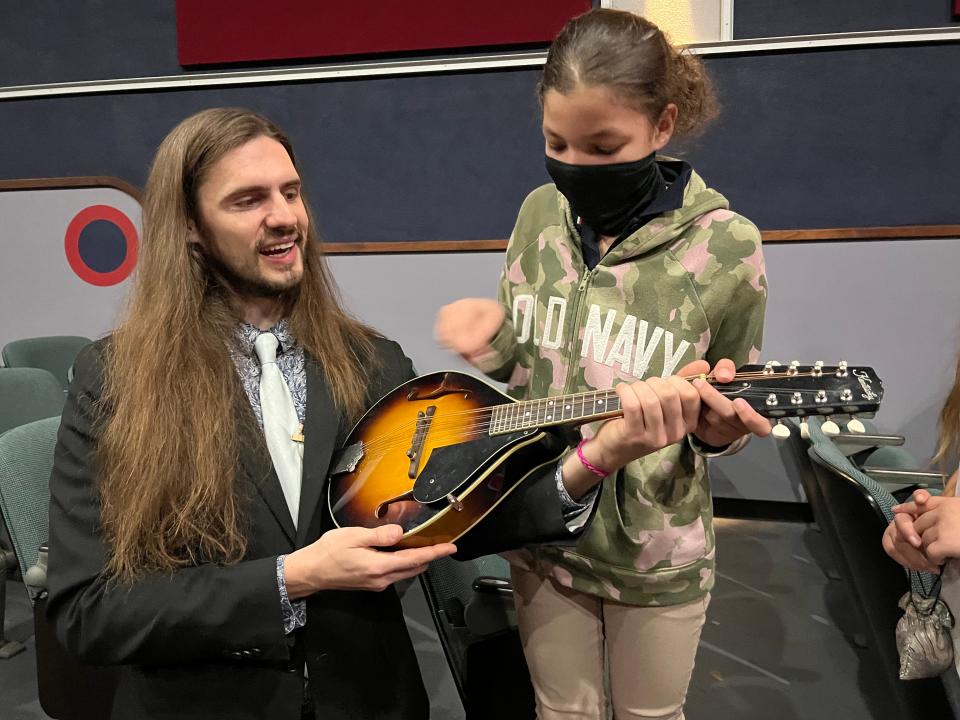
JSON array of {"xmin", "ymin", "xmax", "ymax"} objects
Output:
[{"xmin": 489, "ymin": 390, "xmax": 623, "ymax": 435}]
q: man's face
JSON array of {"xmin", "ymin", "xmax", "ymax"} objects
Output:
[{"xmin": 190, "ymin": 135, "xmax": 308, "ymax": 298}]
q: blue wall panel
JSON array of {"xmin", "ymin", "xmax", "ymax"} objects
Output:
[
  {"xmin": 0, "ymin": 2, "xmax": 182, "ymax": 86},
  {"xmin": 734, "ymin": 0, "xmax": 958, "ymax": 39},
  {"xmin": 2, "ymin": 41, "xmax": 958, "ymax": 241}
]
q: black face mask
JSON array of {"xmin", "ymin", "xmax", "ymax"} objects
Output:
[{"xmin": 545, "ymin": 152, "xmax": 663, "ymax": 237}]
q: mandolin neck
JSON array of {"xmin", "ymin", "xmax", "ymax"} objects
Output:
[{"xmin": 485, "ymin": 364, "xmax": 883, "ymax": 437}]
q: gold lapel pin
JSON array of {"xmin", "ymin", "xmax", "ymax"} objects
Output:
[{"xmin": 291, "ymin": 423, "xmax": 304, "ymax": 443}]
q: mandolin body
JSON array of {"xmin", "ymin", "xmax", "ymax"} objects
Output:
[{"xmin": 327, "ymin": 371, "xmax": 568, "ymax": 548}]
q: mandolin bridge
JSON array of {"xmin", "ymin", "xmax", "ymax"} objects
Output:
[{"xmin": 406, "ymin": 405, "xmax": 436, "ymax": 478}]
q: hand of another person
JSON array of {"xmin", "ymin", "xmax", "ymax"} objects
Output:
[
  {"xmin": 584, "ymin": 372, "xmax": 701, "ymax": 472},
  {"xmin": 884, "ymin": 492, "xmax": 941, "ymax": 573},
  {"xmin": 434, "ymin": 298, "xmax": 506, "ymax": 363},
  {"xmin": 687, "ymin": 358, "xmax": 772, "ymax": 447},
  {"xmin": 283, "ymin": 525, "xmax": 456, "ymax": 598},
  {"xmin": 910, "ymin": 494, "xmax": 960, "ymax": 566},
  {"xmin": 884, "ymin": 490, "xmax": 943, "ymax": 573}
]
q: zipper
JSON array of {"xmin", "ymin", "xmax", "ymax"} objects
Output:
[{"xmin": 562, "ymin": 267, "xmax": 596, "ymax": 396}]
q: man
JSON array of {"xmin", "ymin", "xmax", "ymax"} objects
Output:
[{"xmin": 46, "ymin": 108, "xmax": 753, "ymax": 719}]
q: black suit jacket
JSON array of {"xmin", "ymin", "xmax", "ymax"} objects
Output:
[{"xmin": 46, "ymin": 336, "xmax": 582, "ymax": 719}]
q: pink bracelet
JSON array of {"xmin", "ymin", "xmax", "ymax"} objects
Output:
[{"xmin": 576, "ymin": 439, "xmax": 610, "ymax": 478}]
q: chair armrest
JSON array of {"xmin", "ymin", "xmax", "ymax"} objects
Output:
[
  {"xmin": 472, "ymin": 576, "xmax": 512, "ymax": 597},
  {"xmin": 860, "ymin": 468, "xmax": 946, "ymax": 497},
  {"xmin": 860, "ymin": 467, "xmax": 945, "ymax": 482},
  {"xmin": 465, "ymin": 578, "xmax": 516, "ymax": 637},
  {"xmin": 835, "ymin": 433, "xmax": 905, "ymax": 447}
]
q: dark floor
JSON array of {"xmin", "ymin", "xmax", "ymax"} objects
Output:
[
  {"xmin": 688, "ymin": 517, "xmax": 880, "ymax": 720},
  {"xmin": 0, "ymin": 519, "xmax": 890, "ymax": 719}
]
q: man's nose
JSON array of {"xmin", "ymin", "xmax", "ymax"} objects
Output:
[{"xmin": 265, "ymin": 191, "xmax": 297, "ymax": 228}]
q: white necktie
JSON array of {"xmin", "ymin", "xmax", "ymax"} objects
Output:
[{"xmin": 254, "ymin": 332, "xmax": 303, "ymax": 528}]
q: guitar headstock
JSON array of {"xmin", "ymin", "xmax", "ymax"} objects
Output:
[{"xmin": 723, "ymin": 362, "xmax": 883, "ymax": 420}]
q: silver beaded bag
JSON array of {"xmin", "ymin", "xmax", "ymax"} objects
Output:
[{"xmin": 896, "ymin": 578, "xmax": 955, "ymax": 680}]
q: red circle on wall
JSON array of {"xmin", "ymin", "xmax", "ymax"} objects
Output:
[{"xmin": 64, "ymin": 205, "xmax": 139, "ymax": 287}]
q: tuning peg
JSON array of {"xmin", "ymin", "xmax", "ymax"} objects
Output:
[
  {"xmin": 846, "ymin": 418, "xmax": 866, "ymax": 434},
  {"xmin": 788, "ymin": 360, "xmax": 800, "ymax": 376},
  {"xmin": 812, "ymin": 360, "xmax": 824, "ymax": 377},
  {"xmin": 822, "ymin": 418, "xmax": 840, "ymax": 437},
  {"xmin": 799, "ymin": 421, "xmax": 810, "ymax": 439},
  {"xmin": 836, "ymin": 360, "xmax": 848, "ymax": 378},
  {"xmin": 772, "ymin": 422, "xmax": 791, "ymax": 440}
]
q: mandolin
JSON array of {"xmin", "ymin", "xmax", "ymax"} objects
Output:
[{"xmin": 327, "ymin": 362, "xmax": 883, "ymax": 549}]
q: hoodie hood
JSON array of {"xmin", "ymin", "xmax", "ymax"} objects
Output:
[{"xmin": 557, "ymin": 166, "xmax": 730, "ymax": 262}]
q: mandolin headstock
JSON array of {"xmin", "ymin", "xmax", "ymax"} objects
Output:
[{"xmin": 723, "ymin": 362, "xmax": 883, "ymax": 420}]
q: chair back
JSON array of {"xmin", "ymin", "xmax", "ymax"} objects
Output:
[
  {"xmin": 421, "ymin": 554, "xmax": 534, "ymax": 718},
  {"xmin": 0, "ymin": 416, "xmax": 61, "ymax": 580},
  {"xmin": 0, "ymin": 415, "xmax": 118, "ymax": 717},
  {"xmin": 0, "ymin": 368, "xmax": 65, "ymax": 436},
  {"xmin": 808, "ymin": 443, "xmax": 954, "ymax": 719},
  {"xmin": 2, "ymin": 336, "xmax": 91, "ymax": 390}
]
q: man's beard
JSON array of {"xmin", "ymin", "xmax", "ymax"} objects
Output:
[{"xmin": 200, "ymin": 239, "xmax": 303, "ymax": 302}]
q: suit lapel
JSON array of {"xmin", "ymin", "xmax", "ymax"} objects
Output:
[
  {"xmin": 235, "ymin": 399, "xmax": 297, "ymax": 545},
  {"xmin": 297, "ymin": 354, "xmax": 340, "ymax": 547}
]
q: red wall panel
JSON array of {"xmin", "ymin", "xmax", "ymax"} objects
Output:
[{"xmin": 176, "ymin": 1, "xmax": 591, "ymax": 67}]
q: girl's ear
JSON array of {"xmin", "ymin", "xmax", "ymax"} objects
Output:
[{"xmin": 653, "ymin": 103, "xmax": 678, "ymax": 150}]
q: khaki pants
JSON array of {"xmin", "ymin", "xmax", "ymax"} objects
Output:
[{"xmin": 511, "ymin": 566, "xmax": 709, "ymax": 720}]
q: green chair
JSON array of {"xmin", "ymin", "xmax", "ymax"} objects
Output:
[
  {"xmin": 2, "ymin": 336, "xmax": 91, "ymax": 391},
  {"xmin": 0, "ymin": 368, "xmax": 66, "ymax": 436},
  {"xmin": 0, "ymin": 417, "xmax": 61, "ymax": 659},
  {"xmin": 0, "ymin": 416, "xmax": 118, "ymax": 717},
  {"xmin": 420, "ymin": 554, "xmax": 534, "ymax": 719},
  {"xmin": 0, "ymin": 366, "xmax": 65, "ymax": 643},
  {"xmin": 806, "ymin": 424, "xmax": 957, "ymax": 719},
  {"xmin": 0, "ymin": 418, "xmax": 60, "ymax": 592}
]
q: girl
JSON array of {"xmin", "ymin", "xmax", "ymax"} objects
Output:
[{"xmin": 436, "ymin": 9, "xmax": 768, "ymax": 719}]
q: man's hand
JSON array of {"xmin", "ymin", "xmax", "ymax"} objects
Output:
[
  {"xmin": 435, "ymin": 298, "xmax": 505, "ymax": 363},
  {"xmin": 687, "ymin": 358, "xmax": 771, "ymax": 448},
  {"xmin": 283, "ymin": 525, "xmax": 456, "ymax": 599}
]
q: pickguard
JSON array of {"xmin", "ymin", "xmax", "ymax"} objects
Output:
[{"xmin": 412, "ymin": 430, "xmax": 531, "ymax": 503}]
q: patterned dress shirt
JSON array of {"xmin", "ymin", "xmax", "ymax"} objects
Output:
[{"xmin": 232, "ymin": 320, "xmax": 307, "ymax": 635}]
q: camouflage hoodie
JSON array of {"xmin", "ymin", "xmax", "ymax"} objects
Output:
[{"xmin": 472, "ymin": 168, "xmax": 767, "ymax": 606}]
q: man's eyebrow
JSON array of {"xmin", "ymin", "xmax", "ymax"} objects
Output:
[
  {"xmin": 222, "ymin": 184, "xmax": 268, "ymax": 199},
  {"xmin": 221, "ymin": 179, "xmax": 301, "ymax": 200}
]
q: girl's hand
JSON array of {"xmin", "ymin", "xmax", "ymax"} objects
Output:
[
  {"xmin": 435, "ymin": 298, "xmax": 505, "ymax": 363},
  {"xmin": 687, "ymin": 358, "xmax": 771, "ymax": 447},
  {"xmin": 586, "ymin": 375, "xmax": 701, "ymax": 471},
  {"xmin": 913, "ymin": 495, "xmax": 960, "ymax": 566},
  {"xmin": 882, "ymin": 519, "xmax": 941, "ymax": 574}
]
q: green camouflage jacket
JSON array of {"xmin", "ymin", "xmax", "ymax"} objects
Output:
[{"xmin": 472, "ymin": 168, "xmax": 767, "ymax": 606}]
